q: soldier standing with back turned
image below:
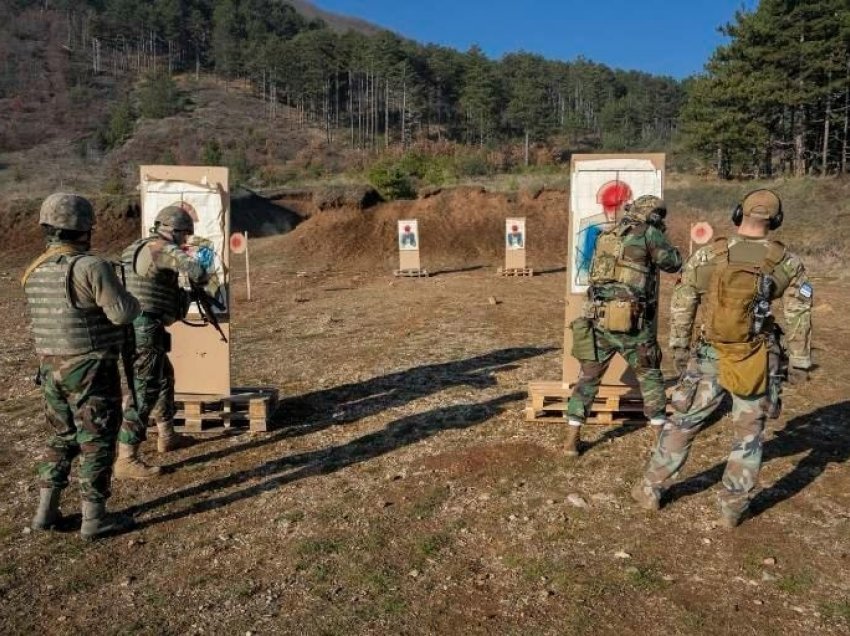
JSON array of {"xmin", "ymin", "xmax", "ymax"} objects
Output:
[
  {"xmin": 113, "ymin": 206, "xmax": 209, "ymax": 479},
  {"xmin": 632, "ymin": 189, "xmax": 813, "ymax": 527},
  {"xmin": 564, "ymin": 195, "xmax": 683, "ymax": 456},
  {"xmin": 22, "ymin": 193, "xmax": 140, "ymax": 540}
]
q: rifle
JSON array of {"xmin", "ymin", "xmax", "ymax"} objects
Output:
[{"xmin": 186, "ymin": 280, "xmax": 228, "ymax": 343}]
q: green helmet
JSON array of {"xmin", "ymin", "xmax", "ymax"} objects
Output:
[
  {"xmin": 627, "ymin": 195, "xmax": 667, "ymax": 226},
  {"xmin": 154, "ymin": 206, "xmax": 194, "ymax": 234},
  {"xmin": 39, "ymin": 193, "xmax": 95, "ymax": 231}
]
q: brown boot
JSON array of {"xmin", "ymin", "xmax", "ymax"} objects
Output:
[
  {"xmin": 156, "ymin": 419, "xmax": 195, "ymax": 453},
  {"xmin": 113, "ymin": 442, "xmax": 161, "ymax": 480},
  {"xmin": 631, "ymin": 482, "xmax": 661, "ymax": 511},
  {"xmin": 564, "ymin": 423, "xmax": 582, "ymax": 457}
]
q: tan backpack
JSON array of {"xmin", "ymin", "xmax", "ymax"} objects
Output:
[{"xmin": 704, "ymin": 238, "xmax": 785, "ymax": 345}]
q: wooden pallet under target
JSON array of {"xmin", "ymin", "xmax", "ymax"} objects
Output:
[
  {"xmin": 173, "ymin": 387, "xmax": 279, "ymax": 433},
  {"xmin": 393, "ymin": 268, "xmax": 429, "ymax": 278},
  {"xmin": 525, "ymin": 380, "xmax": 647, "ymax": 425},
  {"xmin": 497, "ymin": 267, "xmax": 534, "ymax": 277}
]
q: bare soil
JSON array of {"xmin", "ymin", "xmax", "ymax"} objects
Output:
[{"xmin": 0, "ymin": 188, "xmax": 848, "ymax": 635}]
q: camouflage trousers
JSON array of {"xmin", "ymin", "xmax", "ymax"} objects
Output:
[
  {"xmin": 566, "ymin": 326, "xmax": 666, "ymax": 422},
  {"xmin": 36, "ymin": 351, "xmax": 122, "ymax": 502},
  {"xmin": 119, "ymin": 316, "xmax": 175, "ymax": 446},
  {"xmin": 640, "ymin": 343, "xmax": 767, "ymax": 516}
]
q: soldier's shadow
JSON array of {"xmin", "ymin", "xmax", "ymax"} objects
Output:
[{"xmin": 665, "ymin": 401, "xmax": 850, "ymax": 518}]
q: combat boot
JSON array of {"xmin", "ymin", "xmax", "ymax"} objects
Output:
[
  {"xmin": 80, "ymin": 501, "xmax": 135, "ymax": 541},
  {"xmin": 719, "ymin": 504, "xmax": 745, "ymax": 529},
  {"xmin": 630, "ymin": 482, "xmax": 661, "ymax": 511},
  {"xmin": 113, "ymin": 442, "xmax": 161, "ymax": 480},
  {"xmin": 156, "ymin": 419, "xmax": 195, "ymax": 453},
  {"xmin": 31, "ymin": 487, "xmax": 62, "ymax": 531},
  {"xmin": 564, "ymin": 422, "xmax": 582, "ymax": 457}
]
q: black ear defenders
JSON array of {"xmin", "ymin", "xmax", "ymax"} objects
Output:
[{"xmin": 732, "ymin": 189, "xmax": 783, "ymax": 230}]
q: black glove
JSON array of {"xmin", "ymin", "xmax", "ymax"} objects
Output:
[{"xmin": 672, "ymin": 347, "xmax": 690, "ymax": 376}]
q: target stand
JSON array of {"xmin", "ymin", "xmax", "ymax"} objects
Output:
[
  {"xmin": 394, "ymin": 219, "xmax": 429, "ymax": 277},
  {"xmin": 498, "ymin": 217, "xmax": 533, "ymax": 277}
]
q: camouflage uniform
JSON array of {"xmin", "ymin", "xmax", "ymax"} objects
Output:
[
  {"xmin": 119, "ymin": 238, "xmax": 205, "ymax": 447},
  {"xmin": 114, "ymin": 207, "xmax": 208, "ymax": 479},
  {"xmin": 636, "ymin": 227, "xmax": 813, "ymax": 523},
  {"xmin": 566, "ymin": 198, "xmax": 683, "ymax": 434},
  {"xmin": 23, "ymin": 193, "xmax": 140, "ymax": 538}
]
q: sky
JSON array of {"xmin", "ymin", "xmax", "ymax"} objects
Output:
[{"xmin": 314, "ymin": 0, "xmax": 759, "ymax": 79}]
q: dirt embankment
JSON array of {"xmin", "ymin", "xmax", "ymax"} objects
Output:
[{"xmin": 267, "ymin": 186, "xmax": 571, "ymax": 271}]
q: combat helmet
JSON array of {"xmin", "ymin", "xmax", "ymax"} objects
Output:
[
  {"xmin": 626, "ymin": 195, "xmax": 667, "ymax": 226},
  {"xmin": 154, "ymin": 206, "xmax": 195, "ymax": 236},
  {"xmin": 39, "ymin": 193, "xmax": 95, "ymax": 231}
]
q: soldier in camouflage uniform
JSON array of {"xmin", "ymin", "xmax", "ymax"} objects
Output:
[
  {"xmin": 22, "ymin": 193, "xmax": 140, "ymax": 540},
  {"xmin": 113, "ymin": 206, "xmax": 209, "ymax": 479},
  {"xmin": 565, "ymin": 195, "xmax": 683, "ymax": 455},
  {"xmin": 632, "ymin": 190, "xmax": 813, "ymax": 527}
]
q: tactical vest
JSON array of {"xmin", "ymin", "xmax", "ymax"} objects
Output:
[
  {"xmin": 701, "ymin": 238, "xmax": 788, "ymax": 345},
  {"xmin": 588, "ymin": 221, "xmax": 653, "ymax": 298},
  {"xmin": 122, "ymin": 238, "xmax": 180, "ymax": 322},
  {"xmin": 24, "ymin": 254, "xmax": 125, "ymax": 356}
]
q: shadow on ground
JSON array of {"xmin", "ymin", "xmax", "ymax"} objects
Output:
[
  {"xmin": 165, "ymin": 346, "xmax": 553, "ymax": 474},
  {"xmin": 664, "ymin": 401, "xmax": 850, "ymax": 518},
  {"xmin": 125, "ymin": 391, "xmax": 524, "ymax": 530}
]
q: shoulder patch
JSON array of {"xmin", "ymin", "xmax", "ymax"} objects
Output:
[{"xmin": 799, "ymin": 282, "xmax": 813, "ymax": 299}]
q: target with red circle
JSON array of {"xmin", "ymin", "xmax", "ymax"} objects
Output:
[
  {"xmin": 690, "ymin": 222, "xmax": 714, "ymax": 246},
  {"xmin": 230, "ymin": 232, "xmax": 247, "ymax": 254}
]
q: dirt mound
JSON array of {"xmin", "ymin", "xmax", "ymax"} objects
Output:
[{"xmin": 262, "ymin": 186, "xmax": 571, "ymax": 271}]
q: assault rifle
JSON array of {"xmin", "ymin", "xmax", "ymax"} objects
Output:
[
  {"xmin": 752, "ymin": 274, "xmax": 774, "ymax": 337},
  {"xmin": 186, "ymin": 280, "xmax": 228, "ymax": 343},
  {"xmin": 116, "ymin": 262, "xmax": 139, "ymax": 412}
]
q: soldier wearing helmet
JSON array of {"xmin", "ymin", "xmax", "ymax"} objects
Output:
[
  {"xmin": 115, "ymin": 205, "xmax": 209, "ymax": 479},
  {"xmin": 632, "ymin": 189, "xmax": 813, "ymax": 528},
  {"xmin": 21, "ymin": 193, "xmax": 140, "ymax": 540},
  {"xmin": 564, "ymin": 194, "xmax": 683, "ymax": 456}
]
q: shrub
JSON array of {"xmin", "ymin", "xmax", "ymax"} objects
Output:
[
  {"xmin": 138, "ymin": 71, "xmax": 183, "ymax": 119},
  {"xmin": 104, "ymin": 98, "xmax": 134, "ymax": 149},
  {"xmin": 201, "ymin": 139, "xmax": 223, "ymax": 166},
  {"xmin": 367, "ymin": 162, "xmax": 416, "ymax": 200}
]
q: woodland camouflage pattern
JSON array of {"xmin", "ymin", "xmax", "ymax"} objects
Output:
[
  {"xmin": 27, "ymin": 243, "xmax": 139, "ymax": 502},
  {"xmin": 120, "ymin": 234, "xmax": 207, "ymax": 445},
  {"xmin": 640, "ymin": 235, "xmax": 814, "ymax": 518},
  {"xmin": 37, "ymin": 352, "xmax": 123, "ymax": 503},
  {"xmin": 566, "ymin": 218, "xmax": 682, "ymax": 422}
]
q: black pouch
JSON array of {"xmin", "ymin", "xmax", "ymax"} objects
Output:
[
  {"xmin": 570, "ymin": 317, "xmax": 598, "ymax": 362},
  {"xmin": 162, "ymin": 331, "xmax": 172, "ymax": 353}
]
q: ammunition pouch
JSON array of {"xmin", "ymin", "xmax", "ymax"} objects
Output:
[
  {"xmin": 593, "ymin": 299, "xmax": 644, "ymax": 334},
  {"xmin": 569, "ymin": 317, "xmax": 598, "ymax": 362}
]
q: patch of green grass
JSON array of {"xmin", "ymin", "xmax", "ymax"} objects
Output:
[
  {"xmin": 232, "ymin": 581, "xmax": 258, "ymax": 599},
  {"xmin": 410, "ymin": 485, "xmax": 451, "ymax": 519},
  {"xmin": 417, "ymin": 532, "xmax": 452, "ymax": 558},
  {"xmin": 624, "ymin": 564, "xmax": 667, "ymax": 591},
  {"xmin": 820, "ymin": 599, "xmax": 850, "ymax": 622},
  {"xmin": 296, "ymin": 537, "xmax": 342, "ymax": 558},
  {"xmin": 776, "ymin": 569, "xmax": 816, "ymax": 595},
  {"xmin": 680, "ymin": 608, "xmax": 707, "ymax": 631}
]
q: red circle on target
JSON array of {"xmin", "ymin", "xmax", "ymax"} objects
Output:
[
  {"xmin": 690, "ymin": 222, "xmax": 714, "ymax": 245},
  {"xmin": 230, "ymin": 232, "xmax": 246, "ymax": 254}
]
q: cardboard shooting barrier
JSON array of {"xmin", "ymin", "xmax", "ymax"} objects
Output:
[
  {"xmin": 498, "ymin": 217, "xmax": 533, "ymax": 277},
  {"xmin": 394, "ymin": 219, "xmax": 429, "ymax": 277},
  {"xmin": 526, "ymin": 153, "xmax": 666, "ymax": 424},
  {"xmin": 139, "ymin": 166, "xmax": 277, "ymax": 432}
]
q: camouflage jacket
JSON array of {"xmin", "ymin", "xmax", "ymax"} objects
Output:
[
  {"xmin": 669, "ymin": 235, "xmax": 813, "ymax": 369},
  {"xmin": 589, "ymin": 219, "xmax": 683, "ymax": 302},
  {"xmin": 134, "ymin": 236, "xmax": 208, "ymax": 283}
]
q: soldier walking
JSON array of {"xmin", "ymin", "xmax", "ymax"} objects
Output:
[
  {"xmin": 114, "ymin": 206, "xmax": 209, "ymax": 479},
  {"xmin": 22, "ymin": 194, "xmax": 140, "ymax": 540},
  {"xmin": 632, "ymin": 189, "xmax": 814, "ymax": 527},
  {"xmin": 565, "ymin": 195, "xmax": 683, "ymax": 455}
]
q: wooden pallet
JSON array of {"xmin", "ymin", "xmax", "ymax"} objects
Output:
[
  {"xmin": 525, "ymin": 380, "xmax": 646, "ymax": 424},
  {"xmin": 393, "ymin": 268, "xmax": 429, "ymax": 278},
  {"xmin": 497, "ymin": 267, "xmax": 534, "ymax": 277},
  {"xmin": 174, "ymin": 387, "xmax": 279, "ymax": 433}
]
